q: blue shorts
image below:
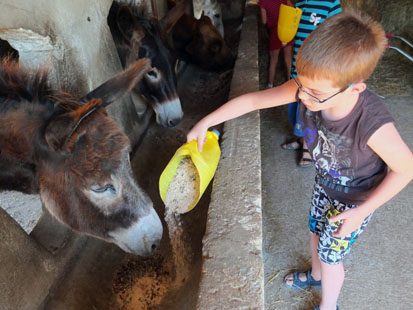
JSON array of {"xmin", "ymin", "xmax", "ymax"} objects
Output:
[
  {"xmin": 287, "ymin": 101, "xmax": 303, "ymax": 137},
  {"xmin": 308, "ymin": 181, "xmax": 373, "ymax": 265}
]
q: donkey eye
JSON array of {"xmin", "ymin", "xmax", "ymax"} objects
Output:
[
  {"xmin": 147, "ymin": 69, "xmax": 158, "ymax": 78},
  {"xmin": 145, "ymin": 68, "xmax": 161, "ymax": 82},
  {"xmin": 92, "ymin": 185, "xmax": 116, "ymax": 194}
]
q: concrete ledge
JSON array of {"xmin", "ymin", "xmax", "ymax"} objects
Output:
[{"xmin": 197, "ymin": 3, "xmax": 264, "ymax": 309}]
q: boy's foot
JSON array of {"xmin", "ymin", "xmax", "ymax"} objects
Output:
[
  {"xmin": 281, "ymin": 139, "xmax": 302, "ymax": 151},
  {"xmin": 284, "ymin": 270, "xmax": 321, "ymax": 290},
  {"xmin": 299, "ymin": 149, "xmax": 313, "ymax": 168},
  {"xmin": 265, "ymin": 83, "xmax": 273, "ymax": 89}
]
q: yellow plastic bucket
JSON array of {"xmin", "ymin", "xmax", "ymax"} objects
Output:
[
  {"xmin": 277, "ymin": 4, "xmax": 302, "ymax": 46},
  {"xmin": 159, "ymin": 130, "xmax": 221, "ymax": 213}
]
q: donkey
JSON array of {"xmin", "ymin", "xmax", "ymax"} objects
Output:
[
  {"xmin": 193, "ymin": 0, "xmax": 225, "ymax": 37},
  {"xmin": 108, "ymin": 1, "xmax": 183, "ymax": 128},
  {"xmin": 165, "ymin": 0, "xmax": 235, "ymax": 72},
  {"xmin": 0, "ymin": 58, "xmax": 163, "ymax": 256}
]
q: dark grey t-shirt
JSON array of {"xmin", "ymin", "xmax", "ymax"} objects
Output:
[{"xmin": 299, "ymin": 89, "xmax": 395, "ymax": 204}]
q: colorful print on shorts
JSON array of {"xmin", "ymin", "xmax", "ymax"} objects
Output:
[{"xmin": 309, "ymin": 181, "xmax": 373, "ymax": 264}]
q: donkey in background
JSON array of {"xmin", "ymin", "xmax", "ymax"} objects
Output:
[
  {"xmin": 165, "ymin": 0, "xmax": 235, "ymax": 72},
  {"xmin": 0, "ymin": 58, "xmax": 163, "ymax": 256},
  {"xmin": 108, "ymin": 1, "xmax": 183, "ymax": 128}
]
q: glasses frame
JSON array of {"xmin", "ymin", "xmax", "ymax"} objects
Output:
[{"xmin": 291, "ymin": 75, "xmax": 354, "ymax": 104}]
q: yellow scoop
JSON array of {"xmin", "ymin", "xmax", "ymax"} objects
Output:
[
  {"xmin": 277, "ymin": 4, "xmax": 302, "ymax": 46},
  {"xmin": 159, "ymin": 130, "xmax": 221, "ymax": 213}
]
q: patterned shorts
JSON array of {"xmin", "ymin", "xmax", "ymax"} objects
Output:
[{"xmin": 309, "ymin": 182, "xmax": 373, "ymax": 265}]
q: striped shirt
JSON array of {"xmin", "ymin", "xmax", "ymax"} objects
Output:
[{"xmin": 291, "ymin": 0, "xmax": 342, "ymax": 77}]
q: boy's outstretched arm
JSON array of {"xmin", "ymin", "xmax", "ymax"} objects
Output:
[
  {"xmin": 187, "ymin": 79, "xmax": 297, "ymax": 151},
  {"xmin": 330, "ymin": 122, "xmax": 413, "ymax": 237}
]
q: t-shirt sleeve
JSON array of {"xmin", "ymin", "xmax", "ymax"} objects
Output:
[
  {"xmin": 328, "ymin": 0, "xmax": 342, "ymax": 16},
  {"xmin": 360, "ymin": 97, "xmax": 395, "ymax": 147}
]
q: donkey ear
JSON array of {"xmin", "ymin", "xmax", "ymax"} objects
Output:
[
  {"xmin": 80, "ymin": 58, "xmax": 152, "ymax": 107},
  {"xmin": 117, "ymin": 4, "xmax": 145, "ymax": 43},
  {"xmin": 161, "ymin": 0, "xmax": 187, "ymax": 33},
  {"xmin": 45, "ymin": 99, "xmax": 102, "ymax": 153}
]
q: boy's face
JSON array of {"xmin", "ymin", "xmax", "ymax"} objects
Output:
[{"xmin": 295, "ymin": 76, "xmax": 355, "ymax": 112}]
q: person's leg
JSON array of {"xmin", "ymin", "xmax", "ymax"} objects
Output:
[
  {"xmin": 283, "ymin": 45, "xmax": 292, "ymax": 79},
  {"xmin": 268, "ymin": 49, "xmax": 280, "ymax": 87},
  {"xmin": 319, "ymin": 261, "xmax": 345, "ymax": 310},
  {"xmin": 299, "ymin": 139, "xmax": 313, "ymax": 167},
  {"xmin": 309, "ymin": 232, "xmax": 321, "ymax": 280}
]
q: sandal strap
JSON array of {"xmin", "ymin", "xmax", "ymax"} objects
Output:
[
  {"xmin": 281, "ymin": 139, "xmax": 302, "ymax": 150},
  {"xmin": 287, "ymin": 270, "xmax": 321, "ymax": 290}
]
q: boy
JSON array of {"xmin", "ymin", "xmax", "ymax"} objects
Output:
[{"xmin": 187, "ymin": 11, "xmax": 413, "ymax": 310}]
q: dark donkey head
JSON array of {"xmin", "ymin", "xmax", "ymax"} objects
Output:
[
  {"xmin": 108, "ymin": 2, "xmax": 183, "ymax": 128},
  {"xmin": 0, "ymin": 59, "xmax": 162, "ymax": 256}
]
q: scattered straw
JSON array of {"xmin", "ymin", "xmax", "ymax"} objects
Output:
[{"xmin": 266, "ymin": 270, "xmax": 282, "ymax": 286}]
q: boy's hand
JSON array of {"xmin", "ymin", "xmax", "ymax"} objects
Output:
[
  {"xmin": 329, "ymin": 207, "xmax": 368, "ymax": 237},
  {"xmin": 187, "ymin": 122, "xmax": 208, "ymax": 153}
]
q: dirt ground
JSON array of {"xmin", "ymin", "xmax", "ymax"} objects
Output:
[{"xmin": 258, "ymin": 17, "xmax": 413, "ymax": 310}]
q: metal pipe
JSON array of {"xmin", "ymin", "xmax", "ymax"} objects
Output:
[
  {"xmin": 386, "ymin": 33, "xmax": 413, "ymax": 49},
  {"xmin": 386, "ymin": 44, "xmax": 413, "ymax": 62}
]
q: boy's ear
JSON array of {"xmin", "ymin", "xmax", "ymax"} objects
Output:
[{"xmin": 350, "ymin": 82, "xmax": 367, "ymax": 94}]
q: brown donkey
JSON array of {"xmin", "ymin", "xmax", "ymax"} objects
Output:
[{"xmin": 0, "ymin": 58, "xmax": 163, "ymax": 256}]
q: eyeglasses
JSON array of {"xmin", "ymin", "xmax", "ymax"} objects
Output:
[{"xmin": 291, "ymin": 76, "xmax": 353, "ymax": 104}]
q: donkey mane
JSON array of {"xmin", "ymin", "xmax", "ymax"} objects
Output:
[{"xmin": 0, "ymin": 59, "xmax": 81, "ymax": 114}]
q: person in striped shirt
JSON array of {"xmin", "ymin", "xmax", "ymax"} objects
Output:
[{"xmin": 282, "ymin": 0, "xmax": 341, "ymax": 168}]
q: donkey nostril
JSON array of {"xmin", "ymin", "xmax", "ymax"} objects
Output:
[
  {"xmin": 168, "ymin": 119, "xmax": 177, "ymax": 127},
  {"xmin": 151, "ymin": 243, "xmax": 158, "ymax": 251},
  {"xmin": 168, "ymin": 117, "xmax": 182, "ymax": 128}
]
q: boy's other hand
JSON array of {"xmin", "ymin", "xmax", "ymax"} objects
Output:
[{"xmin": 329, "ymin": 207, "xmax": 367, "ymax": 237}]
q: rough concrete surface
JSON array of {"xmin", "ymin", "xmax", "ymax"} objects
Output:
[
  {"xmin": 197, "ymin": 3, "xmax": 264, "ymax": 310},
  {"xmin": 0, "ymin": 191, "xmax": 42, "ymax": 234}
]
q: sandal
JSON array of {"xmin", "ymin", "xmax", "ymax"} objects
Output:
[
  {"xmin": 299, "ymin": 149, "xmax": 313, "ymax": 168},
  {"xmin": 284, "ymin": 270, "xmax": 321, "ymax": 290},
  {"xmin": 281, "ymin": 139, "xmax": 302, "ymax": 151},
  {"xmin": 314, "ymin": 306, "xmax": 339, "ymax": 310}
]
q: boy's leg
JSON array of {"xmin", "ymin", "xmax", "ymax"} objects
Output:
[
  {"xmin": 299, "ymin": 139, "xmax": 314, "ymax": 167},
  {"xmin": 319, "ymin": 261, "xmax": 345, "ymax": 310},
  {"xmin": 310, "ymin": 232, "xmax": 321, "ymax": 280},
  {"xmin": 268, "ymin": 49, "xmax": 280, "ymax": 86}
]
